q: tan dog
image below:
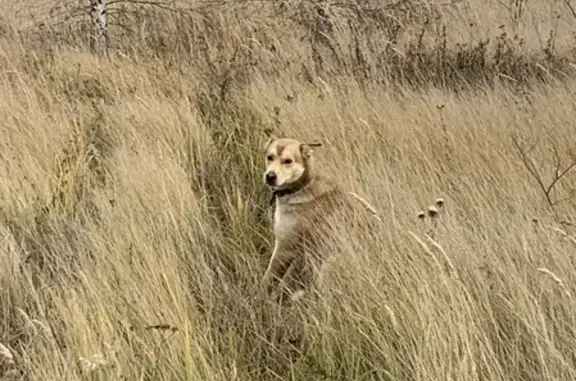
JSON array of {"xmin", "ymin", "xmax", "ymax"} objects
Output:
[{"xmin": 260, "ymin": 136, "xmax": 378, "ymax": 303}]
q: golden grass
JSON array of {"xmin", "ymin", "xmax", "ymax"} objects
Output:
[{"xmin": 1, "ymin": 1, "xmax": 576, "ymax": 380}]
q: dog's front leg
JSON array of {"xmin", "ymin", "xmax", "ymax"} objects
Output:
[{"xmin": 262, "ymin": 242, "xmax": 298, "ymax": 293}]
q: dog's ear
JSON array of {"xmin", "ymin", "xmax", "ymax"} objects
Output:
[
  {"xmin": 300, "ymin": 142, "xmax": 321, "ymax": 159},
  {"xmin": 263, "ymin": 134, "xmax": 278, "ymax": 150}
]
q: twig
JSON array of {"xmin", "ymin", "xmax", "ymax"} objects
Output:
[
  {"xmin": 562, "ymin": 0, "xmax": 576, "ymax": 19},
  {"xmin": 512, "ymin": 133, "xmax": 576, "ymax": 216}
]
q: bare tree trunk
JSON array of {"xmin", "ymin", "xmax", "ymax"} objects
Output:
[{"xmin": 89, "ymin": 0, "xmax": 108, "ymax": 54}]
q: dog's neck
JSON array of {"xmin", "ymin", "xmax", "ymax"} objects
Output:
[{"xmin": 270, "ymin": 170, "xmax": 314, "ymax": 206}]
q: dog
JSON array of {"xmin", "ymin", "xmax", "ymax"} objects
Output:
[{"xmin": 260, "ymin": 136, "xmax": 380, "ymax": 304}]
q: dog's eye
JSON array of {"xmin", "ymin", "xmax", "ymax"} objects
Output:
[
  {"xmin": 282, "ymin": 159, "xmax": 293, "ymax": 165},
  {"xmin": 266, "ymin": 155, "xmax": 274, "ymax": 161}
]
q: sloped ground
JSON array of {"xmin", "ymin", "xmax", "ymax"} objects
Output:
[{"xmin": 1, "ymin": 1, "xmax": 576, "ymax": 380}]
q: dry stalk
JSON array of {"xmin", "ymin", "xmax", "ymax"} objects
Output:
[
  {"xmin": 537, "ymin": 267, "xmax": 572, "ymax": 298},
  {"xmin": 348, "ymin": 191, "xmax": 383, "ymax": 222}
]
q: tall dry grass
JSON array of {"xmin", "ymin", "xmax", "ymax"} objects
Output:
[{"xmin": 1, "ymin": 0, "xmax": 576, "ymax": 380}]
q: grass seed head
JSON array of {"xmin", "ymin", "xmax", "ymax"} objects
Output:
[
  {"xmin": 0, "ymin": 343, "xmax": 13, "ymax": 364},
  {"xmin": 0, "ymin": 343, "xmax": 14, "ymax": 377},
  {"xmin": 78, "ymin": 354, "xmax": 108, "ymax": 373}
]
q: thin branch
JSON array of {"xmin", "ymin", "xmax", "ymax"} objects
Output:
[
  {"xmin": 512, "ymin": 133, "xmax": 576, "ymax": 216},
  {"xmin": 549, "ymin": 162, "xmax": 576, "ymax": 196},
  {"xmin": 562, "ymin": 0, "xmax": 576, "ymax": 19},
  {"xmin": 512, "ymin": 134, "xmax": 550, "ymax": 204}
]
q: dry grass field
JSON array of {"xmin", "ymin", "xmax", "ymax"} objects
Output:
[{"xmin": 2, "ymin": 0, "xmax": 576, "ymax": 380}]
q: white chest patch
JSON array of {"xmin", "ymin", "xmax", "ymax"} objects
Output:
[{"xmin": 274, "ymin": 202, "xmax": 298, "ymax": 241}]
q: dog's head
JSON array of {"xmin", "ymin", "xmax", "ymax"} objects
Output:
[{"xmin": 263, "ymin": 136, "xmax": 320, "ymax": 190}]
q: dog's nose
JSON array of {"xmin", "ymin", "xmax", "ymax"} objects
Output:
[{"xmin": 265, "ymin": 172, "xmax": 277, "ymax": 185}]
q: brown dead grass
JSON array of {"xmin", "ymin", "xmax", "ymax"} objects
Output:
[{"xmin": 1, "ymin": 1, "xmax": 576, "ymax": 380}]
